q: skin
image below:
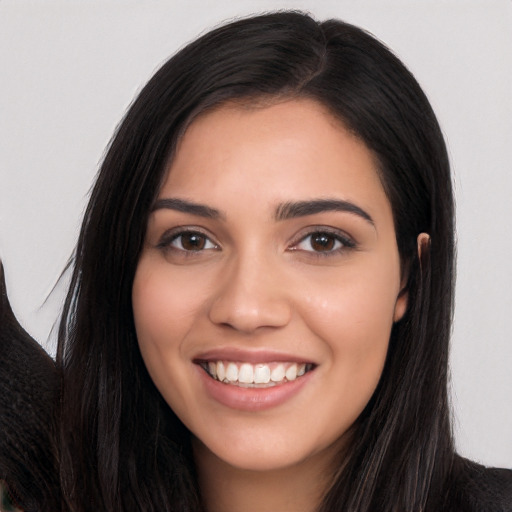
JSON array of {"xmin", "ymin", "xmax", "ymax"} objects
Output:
[{"xmin": 132, "ymin": 98, "xmax": 407, "ymax": 512}]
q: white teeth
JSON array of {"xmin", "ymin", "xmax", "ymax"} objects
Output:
[
  {"xmin": 216, "ymin": 361, "xmax": 225, "ymax": 381},
  {"xmin": 226, "ymin": 362, "xmax": 238, "ymax": 382},
  {"xmin": 238, "ymin": 363, "xmax": 254, "ymax": 384},
  {"xmin": 204, "ymin": 360, "xmax": 312, "ymax": 387},
  {"xmin": 254, "ymin": 364, "xmax": 271, "ymax": 384},
  {"xmin": 208, "ymin": 361, "xmax": 217, "ymax": 378},
  {"xmin": 270, "ymin": 364, "xmax": 285, "ymax": 382},
  {"xmin": 285, "ymin": 364, "xmax": 297, "ymax": 381}
]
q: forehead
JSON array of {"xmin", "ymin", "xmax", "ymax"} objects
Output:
[{"xmin": 160, "ymin": 98, "xmax": 390, "ymax": 223}]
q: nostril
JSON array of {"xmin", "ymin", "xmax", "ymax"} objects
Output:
[
  {"xmin": 207, "ymin": 260, "xmax": 292, "ymax": 332},
  {"xmin": 208, "ymin": 300, "xmax": 291, "ymax": 333}
]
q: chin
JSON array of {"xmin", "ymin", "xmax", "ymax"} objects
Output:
[{"xmin": 192, "ymin": 424, "xmax": 347, "ymax": 475}]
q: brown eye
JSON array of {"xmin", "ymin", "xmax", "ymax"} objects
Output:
[
  {"xmin": 168, "ymin": 231, "xmax": 217, "ymax": 252},
  {"xmin": 292, "ymin": 230, "xmax": 355, "ymax": 255},
  {"xmin": 310, "ymin": 233, "xmax": 336, "ymax": 251},
  {"xmin": 181, "ymin": 233, "xmax": 207, "ymax": 251}
]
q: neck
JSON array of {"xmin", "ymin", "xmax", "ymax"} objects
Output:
[{"xmin": 193, "ymin": 439, "xmax": 343, "ymax": 512}]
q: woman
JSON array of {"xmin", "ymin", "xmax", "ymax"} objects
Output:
[{"xmin": 2, "ymin": 10, "xmax": 511, "ymax": 512}]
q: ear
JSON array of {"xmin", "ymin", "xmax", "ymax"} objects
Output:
[
  {"xmin": 393, "ymin": 282, "xmax": 408, "ymax": 322},
  {"xmin": 393, "ymin": 232, "xmax": 430, "ymax": 322}
]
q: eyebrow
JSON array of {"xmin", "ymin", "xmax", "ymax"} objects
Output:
[
  {"xmin": 152, "ymin": 197, "xmax": 374, "ymax": 225},
  {"xmin": 151, "ymin": 198, "xmax": 223, "ymax": 219},
  {"xmin": 274, "ymin": 199, "xmax": 374, "ymax": 225}
]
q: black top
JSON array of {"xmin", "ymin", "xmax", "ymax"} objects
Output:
[
  {"xmin": 445, "ymin": 456, "xmax": 512, "ymax": 511},
  {"xmin": 1, "ymin": 261, "xmax": 511, "ymax": 511},
  {"xmin": 0, "ymin": 263, "xmax": 61, "ymax": 511}
]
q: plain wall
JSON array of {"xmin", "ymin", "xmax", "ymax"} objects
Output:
[{"xmin": 1, "ymin": 0, "xmax": 511, "ymax": 468}]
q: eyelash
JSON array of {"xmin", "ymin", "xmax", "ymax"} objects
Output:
[
  {"xmin": 290, "ymin": 228, "xmax": 356, "ymax": 257},
  {"xmin": 157, "ymin": 227, "xmax": 355, "ymax": 259},
  {"xmin": 157, "ymin": 228, "xmax": 218, "ymax": 255}
]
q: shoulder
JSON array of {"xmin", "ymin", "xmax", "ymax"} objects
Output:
[
  {"xmin": 445, "ymin": 455, "xmax": 512, "ymax": 512},
  {"xmin": 0, "ymin": 262, "xmax": 61, "ymax": 510}
]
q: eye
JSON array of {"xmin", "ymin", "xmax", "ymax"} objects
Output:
[
  {"xmin": 291, "ymin": 230, "xmax": 355, "ymax": 254},
  {"xmin": 159, "ymin": 230, "xmax": 218, "ymax": 252}
]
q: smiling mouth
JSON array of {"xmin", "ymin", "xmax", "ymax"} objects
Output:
[{"xmin": 198, "ymin": 360, "xmax": 315, "ymax": 388}]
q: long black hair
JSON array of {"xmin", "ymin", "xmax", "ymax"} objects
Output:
[{"xmin": 58, "ymin": 11, "xmax": 455, "ymax": 511}]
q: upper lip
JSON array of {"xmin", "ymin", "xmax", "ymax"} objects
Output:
[{"xmin": 193, "ymin": 348, "xmax": 316, "ymax": 365}]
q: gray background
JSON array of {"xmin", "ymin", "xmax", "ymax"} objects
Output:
[{"xmin": 1, "ymin": 0, "xmax": 511, "ymax": 468}]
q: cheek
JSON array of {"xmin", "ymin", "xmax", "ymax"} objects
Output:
[
  {"xmin": 131, "ymin": 260, "xmax": 209, "ymax": 422},
  {"xmin": 304, "ymin": 267, "xmax": 399, "ymax": 344},
  {"xmin": 132, "ymin": 260, "xmax": 206, "ymax": 343},
  {"xmin": 300, "ymin": 261, "xmax": 400, "ymax": 387},
  {"xmin": 131, "ymin": 260, "xmax": 202, "ymax": 389}
]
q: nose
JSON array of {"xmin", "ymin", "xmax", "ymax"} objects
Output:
[{"xmin": 208, "ymin": 254, "xmax": 292, "ymax": 334}]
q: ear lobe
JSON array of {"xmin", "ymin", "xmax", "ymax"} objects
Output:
[
  {"xmin": 393, "ymin": 287, "xmax": 408, "ymax": 322},
  {"xmin": 393, "ymin": 232, "xmax": 431, "ymax": 323}
]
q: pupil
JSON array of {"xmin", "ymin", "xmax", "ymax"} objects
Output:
[
  {"xmin": 182, "ymin": 234, "xmax": 205, "ymax": 251},
  {"xmin": 311, "ymin": 233, "xmax": 334, "ymax": 251}
]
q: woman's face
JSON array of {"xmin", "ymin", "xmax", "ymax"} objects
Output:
[{"xmin": 132, "ymin": 98, "xmax": 406, "ymax": 473}]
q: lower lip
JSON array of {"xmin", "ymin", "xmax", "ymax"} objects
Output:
[{"xmin": 196, "ymin": 365, "xmax": 314, "ymax": 411}]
